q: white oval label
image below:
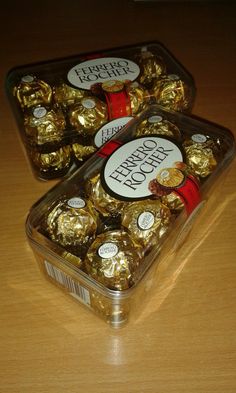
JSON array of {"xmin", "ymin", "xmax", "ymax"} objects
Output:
[
  {"xmin": 160, "ymin": 169, "xmax": 170, "ymax": 179},
  {"xmin": 33, "ymin": 106, "xmax": 47, "ymax": 118},
  {"xmin": 94, "ymin": 117, "xmax": 133, "ymax": 148},
  {"xmin": 82, "ymin": 98, "xmax": 96, "ymax": 109},
  {"xmin": 168, "ymin": 74, "xmax": 180, "ymax": 81},
  {"xmin": 138, "ymin": 212, "xmax": 155, "ymax": 230},
  {"xmin": 98, "ymin": 242, "xmax": 119, "ymax": 259},
  {"xmin": 148, "ymin": 115, "xmax": 163, "ymax": 124},
  {"xmin": 21, "ymin": 75, "xmax": 34, "ymax": 83},
  {"xmin": 191, "ymin": 134, "xmax": 207, "ymax": 143},
  {"xmin": 67, "ymin": 197, "xmax": 86, "ymax": 209},
  {"xmin": 102, "ymin": 136, "xmax": 183, "ymax": 200},
  {"xmin": 67, "ymin": 57, "xmax": 140, "ymax": 90}
]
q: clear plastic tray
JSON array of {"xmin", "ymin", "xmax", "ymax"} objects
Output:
[
  {"xmin": 6, "ymin": 42, "xmax": 195, "ymax": 180},
  {"xmin": 26, "ymin": 104, "xmax": 235, "ymax": 328}
]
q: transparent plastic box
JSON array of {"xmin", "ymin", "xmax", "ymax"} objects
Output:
[
  {"xmin": 26, "ymin": 104, "xmax": 235, "ymax": 328},
  {"xmin": 6, "ymin": 41, "xmax": 195, "ymax": 181}
]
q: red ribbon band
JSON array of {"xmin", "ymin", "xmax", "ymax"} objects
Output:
[{"xmin": 174, "ymin": 175, "xmax": 201, "ymax": 215}]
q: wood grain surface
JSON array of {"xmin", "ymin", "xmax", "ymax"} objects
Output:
[{"xmin": 0, "ymin": 1, "xmax": 236, "ymax": 392}]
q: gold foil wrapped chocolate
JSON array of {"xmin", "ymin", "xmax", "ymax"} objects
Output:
[
  {"xmin": 24, "ymin": 105, "xmax": 66, "ymax": 146},
  {"xmin": 87, "ymin": 173, "xmax": 126, "ymax": 217},
  {"xmin": 13, "ymin": 75, "xmax": 52, "ymax": 110},
  {"xmin": 30, "ymin": 145, "xmax": 71, "ymax": 174},
  {"xmin": 149, "ymin": 162, "xmax": 196, "ymax": 213},
  {"xmin": 46, "ymin": 196, "xmax": 98, "ymax": 247},
  {"xmin": 135, "ymin": 114, "xmax": 181, "ymax": 140},
  {"xmin": 61, "ymin": 250, "xmax": 82, "ymax": 268},
  {"xmin": 90, "ymin": 290, "xmax": 113, "ymax": 319},
  {"xmin": 72, "ymin": 143, "xmax": 96, "ymax": 162},
  {"xmin": 69, "ymin": 97, "xmax": 108, "ymax": 136},
  {"xmin": 102, "ymin": 80, "xmax": 125, "ymax": 93},
  {"xmin": 53, "ymin": 81, "xmax": 88, "ymax": 109},
  {"xmin": 121, "ymin": 199, "xmax": 171, "ymax": 250},
  {"xmin": 90, "ymin": 289, "xmax": 129, "ymax": 324},
  {"xmin": 156, "ymin": 167, "xmax": 185, "ymax": 188},
  {"xmin": 85, "ymin": 230, "xmax": 142, "ymax": 290},
  {"xmin": 125, "ymin": 81, "xmax": 148, "ymax": 115},
  {"xmin": 183, "ymin": 134, "xmax": 218, "ymax": 177},
  {"xmin": 136, "ymin": 48, "xmax": 166, "ymax": 86},
  {"xmin": 152, "ymin": 74, "xmax": 191, "ymax": 112},
  {"xmin": 161, "ymin": 192, "xmax": 184, "ymax": 213}
]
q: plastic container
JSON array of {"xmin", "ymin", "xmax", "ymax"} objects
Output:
[
  {"xmin": 26, "ymin": 104, "xmax": 235, "ymax": 328},
  {"xmin": 6, "ymin": 41, "xmax": 195, "ymax": 181}
]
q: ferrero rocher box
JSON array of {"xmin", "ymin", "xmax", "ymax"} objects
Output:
[
  {"xmin": 6, "ymin": 42, "xmax": 195, "ymax": 180},
  {"xmin": 26, "ymin": 104, "xmax": 235, "ymax": 327}
]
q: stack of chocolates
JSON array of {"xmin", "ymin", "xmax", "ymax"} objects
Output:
[
  {"xmin": 8, "ymin": 42, "xmax": 195, "ymax": 180},
  {"xmin": 40, "ymin": 108, "xmax": 224, "ymax": 298},
  {"xmin": 16, "ymin": 44, "xmax": 235, "ymax": 326}
]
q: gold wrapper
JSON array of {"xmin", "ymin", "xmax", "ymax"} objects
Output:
[
  {"xmin": 102, "ymin": 80, "xmax": 124, "ymax": 93},
  {"xmin": 13, "ymin": 75, "xmax": 52, "ymax": 109},
  {"xmin": 174, "ymin": 161, "xmax": 200, "ymax": 182},
  {"xmin": 156, "ymin": 168, "xmax": 185, "ymax": 188},
  {"xmin": 135, "ymin": 115, "xmax": 181, "ymax": 140},
  {"xmin": 121, "ymin": 199, "xmax": 171, "ymax": 249},
  {"xmin": 85, "ymin": 230, "xmax": 142, "ymax": 290},
  {"xmin": 61, "ymin": 250, "xmax": 82, "ymax": 268},
  {"xmin": 87, "ymin": 173, "xmax": 126, "ymax": 217},
  {"xmin": 126, "ymin": 81, "xmax": 148, "ymax": 115},
  {"xmin": 90, "ymin": 290, "xmax": 112, "ymax": 318},
  {"xmin": 46, "ymin": 196, "xmax": 98, "ymax": 247},
  {"xmin": 152, "ymin": 74, "xmax": 191, "ymax": 111},
  {"xmin": 53, "ymin": 82, "xmax": 87, "ymax": 109},
  {"xmin": 161, "ymin": 192, "xmax": 184, "ymax": 213},
  {"xmin": 72, "ymin": 143, "xmax": 96, "ymax": 162},
  {"xmin": 68, "ymin": 97, "xmax": 108, "ymax": 136},
  {"xmin": 90, "ymin": 290, "xmax": 129, "ymax": 324},
  {"xmin": 184, "ymin": 146, "xmax": 217, "ymax": 178},
  {"xmin": 24, "ymin": 105, "xmax": 66, "ymax": 145},
  {"xmin": 136, "ymin": 48, "xmax": 166, "ymax": 86},
  {"xmin": 30, "ymin": 145, "xmax": 71, "ymax": 173},
  {"xmin": 183, "ymin": 135, "xmax": 218, "ymax": 177},
  {"xmin": 183, "ymin": 134, "xmax": 221, "ymax": 155}
]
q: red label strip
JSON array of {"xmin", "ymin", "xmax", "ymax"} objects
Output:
[
  {"xmin": 81, "ymin": 53, "xmax": 104, "ymax": 60},
  {"xmin": 97, "ymin": 140, "xmax": 122, "ymax": 158},
  {"xmin": 104, "ymin": 90, "xmax": 132, "ymax": 120},
  {"xmin": 174, "ymin": 175, "xmax": 201, "ymax": 215}
]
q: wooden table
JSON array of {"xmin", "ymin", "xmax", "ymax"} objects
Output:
[{"xmin": 1, "ymin": 2, "xmax": 236, "ymax": 392}]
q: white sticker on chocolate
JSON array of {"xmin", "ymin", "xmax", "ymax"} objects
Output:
[
  {"xmin": 138, "ymin": 212, "xmax": 155, "ymax": 230},
  {"xmin": 168, "ymin": 74, "xmax": 180, "ymax": 81},
  {"xmin": 33, "ymin": 106, "xmax": 47, "ymax": 118},
  {"xmin": 82, "ymin": 98, "xmax": 96, "ymax": 109},
  {"xmin": 160, "ymin": 169, "xmax": 170, "ymax": 180},
  {"xmin": 67, "ymin": 57, "xmax": 140, "ymax": 90},
  {"xmin": 21, "ymin": 75, "xmax": 34, "ymax": 83},
  {"xmin": 98, "ymin": 242, "xmax": 119, "ymax": 259},
  {"xmin": 191, "ymin": 134, "xmax": 207, "ymax": 143},
  {"xmin": 148, "ymin": 115, "xmax": 163, "ymax": 124},
  {"xmin": 67, "ymin": 197, "xmax": 86, "ymax": 209}
]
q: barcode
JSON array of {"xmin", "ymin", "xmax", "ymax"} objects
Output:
[{"xmin": 44, "ymin": 260, "xmax": 90, "ymax": 305}]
